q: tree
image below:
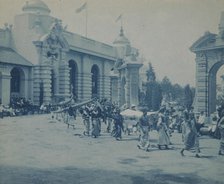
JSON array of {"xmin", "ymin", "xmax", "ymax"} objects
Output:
[
  {"xmin": 151, "ymin": 82, "xmax": 162, "ymax": 111},
  {"xmin": 146, "ymin": 62, "xmax": 156, "ymax": 82},
  {"xmin": 145, "ymin": 63, "xmax": 162, "ymax": 111},
  {"xmin": 172, "ymin": 83, "xmax": 184, "ymax": 104},
  {"xmin": 160, "ymin": 76, "xmax": 173, "ymax": 100},
  {"xmin": 184, "ymin": 84, "xmax": 194, "ymax": 110}
]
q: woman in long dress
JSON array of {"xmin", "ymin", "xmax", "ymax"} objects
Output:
[
  {"xmin": 112, "ymin": 110, "xmax": 124, "ymax": 141},
  {"xmin": 91, "ymin": 105, "xmax": 101, "ymax": 138},
  {"xmin": 180, "ymin": 111, "xmax": 200, "ymax": 158},
  {"xmin": 137, "ymin": 110, "xmax": 150, "ymax": 151},
  {"xmin": 157, "ymin": 110, "xmax": 170, "ymax": 149},
  {"xmin": 218, "ymin": 109, "xmax": 224, "ymax": 155}
]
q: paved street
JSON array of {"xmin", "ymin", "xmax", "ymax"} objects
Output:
[{"xmin": 0, "ymin": 115, "xmax": 224, "ymax": 184}]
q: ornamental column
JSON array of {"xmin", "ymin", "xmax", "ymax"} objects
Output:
[
  {"xmin": 40, "ymin": 63, "xmax": 52, "ymax": 105},
  {"xmin": 58, "ymin": 49, "xmax": 70, "ymax": 100},
  {"xmin": 129, "ymin": 66, "xmax": 141, "ymax": 106},
  {"xmin": 0, "ymin": 65, "xmax": 11, "ymax": 105},
  {"xmin": 125, "ymin": 68, "xmax": 130, "ymax": 107},
  {"xmin": 118, "ymin": 72, "xmax": 122, "ymax": 106},
  {"xmin": 194, "ymin": 52, "xmax": 208, "ymax": 115},
  {"xmin": 82, "ymin": 56, "xmax": 92, "ymax": 101}
]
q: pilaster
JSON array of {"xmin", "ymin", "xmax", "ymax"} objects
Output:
[
  {"xmin": 118, "ymin": 72, "xmax": 122, "ymax": 106},
  {"xmin": 125, "ymin": 69, "xmax": 130, "ymax": 107},
  {"xmin": 1, "ymin": 73, "xmax": 11, "ymax": 105},
  {"xmin": 58, "ymin": 50, "xmax": 70, "ymax": 100},
  {"xmin": 195, "ymin": 52, "xmax": 208, "ymax": 115},
  {"xmin": 82, "ymin": 73, "xmax": 92, "ymax": 100},
  {"xmin": 0, "ymin": 65, "xmax": 11, "ymax": 105},
  {"xmin": 41, "ymin": 64, "xmax": 52, "ymax": 104}
]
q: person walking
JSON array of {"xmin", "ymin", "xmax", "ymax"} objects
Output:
[
  {"xmin": 91, "ymin": 104, "xmax": 101, "ymax": 138},
  {"xmin": 66, "ymin": 106, "xmax": 76, "ymax": 129},
  {"xmin": 137, "ymin": 110, "xmax": 150, "ymax": 151},
  {"xmin": 0, "ymin": 103, "xmax": 4, "ymax": 119},
  {"xmin": 112, "ymin": 109, "xmax": 124, "ymax": 141},
  {"xmin": 218, "ymin": 109, "xmax": 224, "ymax": 155},
  {"xmin": 180, "ymin": 110, "xmax": 200, "ymax": 158},
  {"xmin": 157, "ymin": 108, "xmax": 170, "ymax": 150},
  {"xmin": 80, "ymin": 105, "xmax": 91, "ymax": 136}
]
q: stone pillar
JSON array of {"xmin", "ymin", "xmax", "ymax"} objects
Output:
[
  {"xmin": 104, "ymin": 76, "xmax": 111, "ymax": 100},
  {"xmin": 110, "ymin": 76, "xmax": 118, "ymax": 103},
  {"xmin": 77, "ymin": 72, "xmax": 83, "ymax": 101},
  {"xmin": 125, "ymin": 69, "xmax": 130, "ymax": 107},
  {"xmin": 99, "ymin": 62, "xmax": 104, "ymax": 99},
  {"xmin": 1, "ymin": 73, "xmax": 11, "ymax": 105},
  {"xmin": 40, "ymin": 64, "xmax": 52, "ymax": 104},
  {"xmin": 129, "ymin": 68, "xmax": 140, "ymax": 106},
  {"xmin": 77, "ymin": 55, "xmax": 84, "ymax": 101},
  {"xmin": 194, "ymin": 53, "xmax": 208, "ymax": 115},
  {"xmin": 58, "ymin": 50, "xmax": 70, "ymax": 100},
  {"xmin": 118, "ymin": 72, "xmax": 122, "ymax": 106},
  {"xmin": 208, "ymin": 72, "xmax": 216, "ymax": 115},
  {"xmin": 82, "ymin": 73, "xmax": 92, "ymax": 101},
  {"xmin": 99, "ymin": 75, "xmax": 103, "ymax": 99},
  {"xmin": 33, "ymin": 66, "xmax": 41, "ymax": 105}
]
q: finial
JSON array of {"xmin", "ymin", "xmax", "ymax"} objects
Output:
[{"xmin": 120, "ymin": 26, "xmax": 124, "ymax": 36}]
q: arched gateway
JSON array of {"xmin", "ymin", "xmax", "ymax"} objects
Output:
[{"xmin": 191, "ymin": 12, "xmax": 224, "ymax": 116}]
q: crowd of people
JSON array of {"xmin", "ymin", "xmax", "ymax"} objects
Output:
[
  {"xmin": 50, "ymin": 97, "xmax": 224, "ymax": 157},
  {"xmin": 0, "ymin": 97, "xmax": 46, "ymax": 118},
  {"xmin": 1, "ymin": 96, "xmax": 224, "ymax": 157}
]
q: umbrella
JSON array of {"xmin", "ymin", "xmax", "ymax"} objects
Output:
[
  {"xmin": 121, "ymin": 109, "xmax": 143, "ymax": 119},
  {"xmin": 147, "ymin": 111, "xmax": 158, "ymax": 116}
]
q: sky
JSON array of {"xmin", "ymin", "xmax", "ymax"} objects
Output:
[{"xmin": 0, "ymin": 0, "xmax": 224, "ymax": 87}]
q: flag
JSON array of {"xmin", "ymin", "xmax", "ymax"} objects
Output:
[
  {"xmin": 76, "ymin": 2, "xmax": 87, "ymax": 13},
  {"xmin": 115, "ymin": 14, "xmax": 122, "ymax": 22}
]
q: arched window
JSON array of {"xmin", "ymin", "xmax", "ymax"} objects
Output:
[
  {"xmin": 69, "ymin": 60, "xmax": 78, "ymax": 98},
  {"xmin": 51, "ymin": 69, "xmax": 55, "ymax": 95},
  {"xmin": 91, "ymin": 65, "xmax": 100, "ymax": 98},
  {"xmin": 10, "ymin": 68, "xmax": 21, "ymax": 93}
]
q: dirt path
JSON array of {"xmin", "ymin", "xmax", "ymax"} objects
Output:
[{"xmin": 0, "ymin": 115, "xmax": 223, "ymax": 184}]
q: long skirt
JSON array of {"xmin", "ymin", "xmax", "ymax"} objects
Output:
[
  {"xmin": 219, "ymin": 127, "xmax": 224, "ymax": 154},
  {"xmin": 112, "ymin": 124, "xmax": 122, "ymax": 139},
  {"xmin": 83, "ymin": 118, "xmax": 90, "ymax": 136},
  {"xmin": 106, "ymin": 118, "xmax": 113, "ymax": 133},
  {"xmin": 158, "ymin": 127, "xmax": 170, "ymax": 146},
  {"xmin": 92, "ymin": 118, "xmax": 100, "ymax": 138},
  {"xmin": 184, "ymin": 129, "xmax": 199, "ymax": 152},
  {"xmin": 138, "ymin": 126, "xmax": 150, "ymax": 150}
]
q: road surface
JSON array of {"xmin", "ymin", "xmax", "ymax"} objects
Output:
[{"xmin": 0, "ymin": 115, "xmax": 223, "ymax": 184}]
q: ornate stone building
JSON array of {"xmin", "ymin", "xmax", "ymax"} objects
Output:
[
  {"xmin": 191, "ymin": 12, "xmax": 224, "ymax": 116},
  {"xmin": 0, "ymin": 0, "xmax": 142, "ymax": 107}
]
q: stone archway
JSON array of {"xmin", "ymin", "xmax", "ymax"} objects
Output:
[
  {"xmin": 208, "ymin": 61, "xmax": 224, "ymax": 115},
  {"xmin": 91, "ymin": 65, "xmax": 100, "ymax": 98},
  {"xmin": 69, "ymin": 60, "xmax": 78, "ymax": 99},
  {"xmin": 10, "ymin": 67, "xmax": 25, "ymax": 99},
  {"xmin": 190, "ymin": 11, "xmax": 224, "ymax": 116}
]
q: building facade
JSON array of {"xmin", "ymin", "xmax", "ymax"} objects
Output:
[
  {"xmin": 0, "ymin": 0, "xmax": 142, "ymax": 107},
  {"xmin": 191, "ymin": 12, "xmax": 224, "ymax": 116}
]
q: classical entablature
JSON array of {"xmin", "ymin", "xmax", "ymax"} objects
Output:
[{"xmin": 190, "ymin": 32, "xmax": 217, "ymax": 52}]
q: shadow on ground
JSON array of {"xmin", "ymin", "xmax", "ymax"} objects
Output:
[{"xmin": 0, "ymin": 166, "xmax": 223, "ymax": 184}]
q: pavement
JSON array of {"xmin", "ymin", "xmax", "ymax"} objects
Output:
[{"xmin": 0, "ymin": 114, "xmax": 224, "ymax": 184}]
